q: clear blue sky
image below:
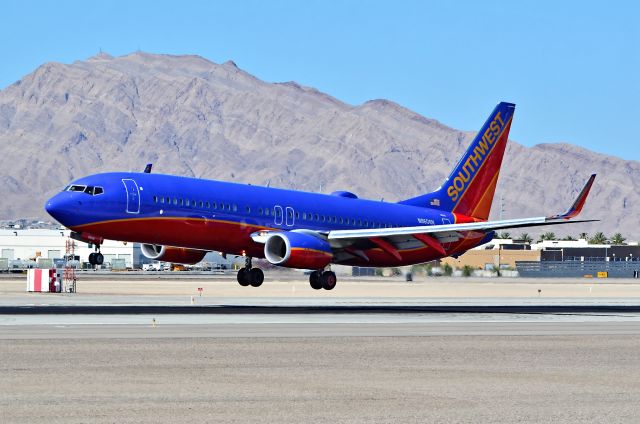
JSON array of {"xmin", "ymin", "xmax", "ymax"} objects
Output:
[{"xmin": 2, "ymin": 0, "xmax": 638, "ymax": 160}]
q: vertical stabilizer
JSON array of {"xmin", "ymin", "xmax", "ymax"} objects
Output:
[{"xmin": 399, "ymin": 102, "xmax": 515, "ymax": 221}]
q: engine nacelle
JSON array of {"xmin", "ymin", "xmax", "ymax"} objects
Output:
[
  {"xmin": 141, "ymin": 244, "xmax": 207, "ymax": 265},
  {"xmin": 264, "ymin": 232, "xmax": 333, "ymax": 269}
]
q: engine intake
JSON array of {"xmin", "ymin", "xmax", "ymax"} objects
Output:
[
  {"xmin": 141, "ymin": 244, "xmax": 207, "ymax": 265},
  {"xmin": 264, "ymin": 232, "xmax": 332, "ymax": 269}
]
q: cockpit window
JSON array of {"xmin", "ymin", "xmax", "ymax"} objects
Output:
[
  {"xmin": 67, "ymin": 185, "xmax": 86, "ymax": 192},
  {"xmin": 65, "ymin": 185, "xmax": 104, "ymax": 196}
]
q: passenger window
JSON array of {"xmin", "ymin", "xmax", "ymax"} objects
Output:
[
  {"xmin": 296, "ymin": 212, "xmax": 300, "ymax": 219},
  {"xmin": 246, "ymin": 206, "xmax": 251, "ymax": 213},
  {"xmin": 259, "ymin": 208, "xmax": 263, "ymax": 215},
  {"xmin": 226, "ymin": 204, "xmax": 231, "ymax": 211},
  {"xmin": 315, "ymin": 214, "xmax": 319, "ymax": 221},
  {"xmin": 206, "ymin": 201, "xmax": 210, "ymax": 208},
  {"xmin": 265, "ymin": 208, "xmax": 270, "ymax": 216},
  {"xmin": 212, "ymin": 202, "xmax": 217, "ymax": 209},
  {"xmin": 302, "ymin": 213, "xmax": 307, "ymax": 220},
  {"xmin": 233, "ymin": 204, "xmax": 238, "ymax": 212},
  {"xmin": 153, "ymin": 196, "xmax": 158, "ymax": 203},
  {"xmin": 173, "ymin": 198, "xmax": 178, "ymax": 205},
  {"xmin": 160, "ymin": 197, "xmax": 165, "ymax": 204}
]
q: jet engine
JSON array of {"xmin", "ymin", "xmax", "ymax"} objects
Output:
[
  {"xmin": 141, "ymin": 244, "xmax": 207, "ymax": 265},
  {"xmin": 264, "ymin": 232, "xmax": 332, "ymax": 269}
]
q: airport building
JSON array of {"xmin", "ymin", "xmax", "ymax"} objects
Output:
[
  {"xmin": 441, "ymin": 238, "xmax": 640, "ymax": 278},
  {"xmin": 0, "ymin": 228, "xmax": 142, "ymax": 269},
  {"xmin": 0, "ymin": 228, "xmax": 238, "ymax": 270}
]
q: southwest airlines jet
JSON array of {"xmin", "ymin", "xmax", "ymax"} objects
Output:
[{"xmin": 45, "ymin": 102, "xmax": 596, "ymax": 290}]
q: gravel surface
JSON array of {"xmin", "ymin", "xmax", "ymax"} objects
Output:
[{"xmin": 2, "ymin": 335, "xmax": 640, "ymax": 423}]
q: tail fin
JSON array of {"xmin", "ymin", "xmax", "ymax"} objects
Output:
[{"xmin": 399, "ymin": 102, "xmax": 515, "ymax": 221}]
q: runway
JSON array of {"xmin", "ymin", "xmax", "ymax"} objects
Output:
[
  {"xmin": 2, "ymin": 277, "xmax": 640, "ymax": 422},
  {"xmin": 2, "ymin": 301, "xmax": 640, "ymax": 342}
]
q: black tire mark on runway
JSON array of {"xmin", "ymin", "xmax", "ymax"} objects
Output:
[{"xmin": 1, "ymin": 305, "xmax": 640, "ymax": 315}]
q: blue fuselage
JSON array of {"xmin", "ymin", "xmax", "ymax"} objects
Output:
[{"xmin": 45, "ymin": 172, "xmax": 489, "ymax": 266}]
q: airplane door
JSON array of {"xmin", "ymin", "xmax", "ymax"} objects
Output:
[
  {"xmin": 285, "ymin": 207, "xmax": 295, "ymax": 227},
  {"xmin": 274, "ymin": 205, "xmax": 283, "ymax": 226},
  {"xmin": 122, "ymin": 179, "xmax": 140, "ymax": 214}
]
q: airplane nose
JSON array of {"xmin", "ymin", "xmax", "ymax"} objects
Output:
[
  {"xmin": 45, "ymin": 192, "xmax": 78, "ymax": 226},
  {"xmin": 45, "ymin": 193, "xmax": 63, "ymax": 222}
]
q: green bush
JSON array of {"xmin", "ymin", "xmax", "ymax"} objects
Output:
[
  {"xmin": 462, "ymin": 265, "xmax": 473, "ymax": 277},
  {"xmin": 443, "ymin": 263, "xmax": 453, "ymax": 276}
]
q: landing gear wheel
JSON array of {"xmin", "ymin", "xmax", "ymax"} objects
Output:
[
  {"xmin": 249, "ymin": 268, "xmax": 264, "ymax": 287},
  {"xmin": 237, "ymin": 268, "xmax": 250, "ymax": 286},
  {"xmin": 321, "ymin": 271, "xmax": 337, "ymax": 291},
  {"xmin": 94, "ymin": 252, "xmax": 104, "ymax": 265},
  {"xmin": 309, "ymin": 271, "xmax": 322, "ymax": 290},
  {"xmin": 88, "ymin": 252, "xmax": 96, "ymax": 265}
]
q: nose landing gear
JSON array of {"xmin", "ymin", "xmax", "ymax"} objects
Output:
[
  {"xmin": 88, "ymin": 246, "xmax": 104, "ymax": 266},
  {"xmin": 236, "ymin": 257, "xmax": 264, "ymax": 287}
]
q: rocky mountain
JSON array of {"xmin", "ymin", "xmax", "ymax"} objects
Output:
[{"xmin": 0, "ymin": 52, "xmax": 637, "ymax": 239}]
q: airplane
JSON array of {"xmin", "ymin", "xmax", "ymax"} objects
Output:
[{"xmin": 45, "ymin": 102, "xmax": 597, "ymax": 290}]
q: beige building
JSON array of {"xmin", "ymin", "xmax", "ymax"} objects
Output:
[{"xmin": 441, "ymin": 248, "xmax": 540, "ymax": 270}]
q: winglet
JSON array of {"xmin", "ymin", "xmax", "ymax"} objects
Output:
[
  {"xmin": 144, "ymin": 163, "xmax": 153, "ymax": 173},
  {"xmin": 549, "ymin": 174, "xmax": 596, "ymax": 220}
]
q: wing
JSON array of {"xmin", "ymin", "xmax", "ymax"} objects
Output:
[{"xmin": 251, "ymin": 174, "xmax": 597, "ymax": 264}]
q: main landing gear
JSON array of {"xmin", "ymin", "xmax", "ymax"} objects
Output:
[
  {"xmin": 309, "ymin": 270, "xmax": 337, "ymax": 291},
  {"xmin": 237, "ymin": 257, "xmax": 264, "ymax": 287},
  {"xmin": 88, "ymin": 245, "xmax": 104, "ymax": 266},
  {"xmin": 235, "ymin": 257, "xmax": 337, "ymax": 291}
]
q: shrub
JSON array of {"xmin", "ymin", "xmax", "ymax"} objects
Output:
[{"xmin": 462, "ymin": 265, "xmax": 473, "ymax": 277}]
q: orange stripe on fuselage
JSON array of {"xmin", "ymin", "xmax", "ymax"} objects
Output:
[{"xmin": 291, "ymin": 247, "xmax": 332, "ymax": 257}]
